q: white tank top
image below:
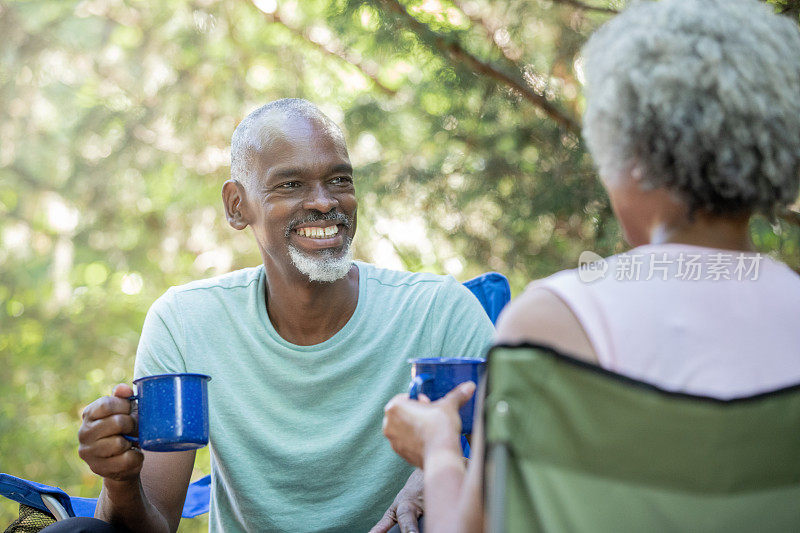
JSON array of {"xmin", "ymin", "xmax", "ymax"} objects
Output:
[{"xmin": 534, "ymin": 244, "xmax": 800, "ymax": 399}]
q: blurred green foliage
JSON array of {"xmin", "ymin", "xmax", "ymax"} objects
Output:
[{"xmin": 1, "ymin": 0, "xmax": 798, "ymax": 530}]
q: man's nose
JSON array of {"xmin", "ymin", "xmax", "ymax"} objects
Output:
[{"xmin": 303, "ymin": 183, "xmax": 338, "ymax": 213}]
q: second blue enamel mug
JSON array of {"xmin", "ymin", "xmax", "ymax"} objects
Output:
[{"xmin": 408, "ymin": 357, "xmax": 486, "ymax": 434}]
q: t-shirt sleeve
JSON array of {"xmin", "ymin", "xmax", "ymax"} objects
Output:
[
  {"xmin": 133, "ymin": 288, "xmax": 188, "ymax": 380},
  {"xmin": 429, "ymin": 277, "xmax": 496, "ymax": 359}
]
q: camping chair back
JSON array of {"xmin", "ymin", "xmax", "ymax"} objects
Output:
[{"xmin": 483, "ymin": 344, "xmax": 800, "ymax": 533}]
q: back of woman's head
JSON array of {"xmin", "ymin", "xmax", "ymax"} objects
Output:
[{"xmin": 581, "ymin": 0, "xmax": 800, "ymax": 216}]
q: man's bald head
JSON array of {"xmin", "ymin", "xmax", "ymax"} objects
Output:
[{"xmin": 230, "ymin": 99, "xmax": 346, "ymax": 190}]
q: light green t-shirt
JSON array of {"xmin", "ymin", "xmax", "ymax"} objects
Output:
[{"xmin": 134, "ymin": 262, "xmax": 494, "ymax": 532}]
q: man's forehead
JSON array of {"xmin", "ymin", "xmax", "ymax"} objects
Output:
[
  {"xmin": 271, "ymin": 162, "xmax": 353, "ymax": 179},
  {"xmin": 252, "ymin": 111, "xmax": 344, "ymax": 151},
  {"xmin": 248, "ymin": 118, "xmax": 350, "ymax": 178},
  {"xmin": 254, "ymin": 129, "xmax": 349, "ymax": 162}
]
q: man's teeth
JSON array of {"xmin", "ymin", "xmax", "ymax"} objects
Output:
[{"xmin": 295, "ymin": 225, "xmax": 339, "ymax": 238}]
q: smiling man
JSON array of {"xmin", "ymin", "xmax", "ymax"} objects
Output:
[{"xmin": 71, "ymin": 99, "xmax": 495, "ymax": 533}]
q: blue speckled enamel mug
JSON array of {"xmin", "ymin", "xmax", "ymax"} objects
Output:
[
  {"xmin": 408, "ymin": 358, "xmax": 486, "ymax": 434},
  {"xmin": 124, "ymin": 373, "xmax": 211, "ymax": 452}
]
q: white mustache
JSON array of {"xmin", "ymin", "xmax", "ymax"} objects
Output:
[{"xmin": 286, "ymin": 211, "xmax": 351, "ymax": 237}]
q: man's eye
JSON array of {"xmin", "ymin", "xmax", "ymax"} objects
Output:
[
  {"xmin": 279, "ymin": 181, "xmax": 301, "ymax": 189},
  {"xmin": 331, "ymin": 176, "xmax": 353, "ymax": 185}
]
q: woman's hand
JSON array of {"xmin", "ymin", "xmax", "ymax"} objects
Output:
[{"xmin": 382, "ymin": 381, "xmax": 476, "ymax": 468}]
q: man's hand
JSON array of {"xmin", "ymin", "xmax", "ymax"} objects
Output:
[
  {"xmin": 369, "ymin": 468, "xmax": 424, "ymax": 533},
  {"xmin": 78, "ymin": 384, "xmax": 143, "ymax": 482}
]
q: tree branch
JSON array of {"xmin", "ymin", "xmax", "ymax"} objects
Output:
[
  {"xmin": 378, "ymin": 0, "xmax": 581, "ymax": 134},
  {"xmin": 549, "ymin": 0, "xmax": 619, "ymax": 15},
  {"xmin": 258, "ymin": 9, "xmax": 396, "ymax": 96},
  {"xmin": 451, "ymin": 0, "xmax": 524, "ymax": 65},
  {"xmin": 3, "ymin": 163, "xmax": 61, "ymax": 194}
]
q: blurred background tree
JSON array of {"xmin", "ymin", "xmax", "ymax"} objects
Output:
[{"xmin": 1, "ymin": 0, "xmax": 798, "ymax": 530}]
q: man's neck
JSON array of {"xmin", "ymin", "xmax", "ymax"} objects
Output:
[{"xmin": 263, "ymin": 263, "xmax": 360, "ymax": 346}]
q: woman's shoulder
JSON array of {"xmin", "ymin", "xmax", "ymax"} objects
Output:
[{"xmin": 495, "ymin": 279, "xmax": 598, "ymax": 363}]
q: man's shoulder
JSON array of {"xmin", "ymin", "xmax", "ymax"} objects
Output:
[
  {"xmin": 153, "ymin": 267, "xmax": 262, "ymax": 313},
  {"xmin": 168, "ymin": 266, "xmax": 262, "ymax": 296},
  {"xmin": 358, "ymin": 262, "xmax": 457, "ymax": 292},
  {"xmin": 143, "ymin": 267, "xmax": 262, "ymax": 331}
]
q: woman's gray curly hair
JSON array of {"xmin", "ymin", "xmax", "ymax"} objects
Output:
[{"xmin": 581, "ymin": 0, "xmax": 800, "ymax": 215}]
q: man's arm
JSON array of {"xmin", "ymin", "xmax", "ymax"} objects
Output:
[
  {"xmin": 95, "ymin": 450, "xmax": 195, "ymax": 532},
  {"xmin": 80, "ymin": 384, "xmax": 195, "ymax": 532},
  {"xmin": 94, "ymin": 288, "xmax": 197, "ymax": 531}
]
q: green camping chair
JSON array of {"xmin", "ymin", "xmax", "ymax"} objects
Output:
[{"xmin": 483, "ymin": 344, "xmax": 800, "ymax": 533}]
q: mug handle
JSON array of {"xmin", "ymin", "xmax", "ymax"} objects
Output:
[
  {"xmin": 408, "ymin": 374, "xmax": 433, "ymax": 400},
  {"xmin": 121, "ymin": 394, "xmax": 140, "ymax": 445}
]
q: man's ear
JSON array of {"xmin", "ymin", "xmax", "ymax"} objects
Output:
[{"xmin": 222, "ymin": 180, "xmax": 250, "ymax": 230}]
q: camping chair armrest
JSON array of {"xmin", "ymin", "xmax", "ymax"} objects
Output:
[{"xmin": 41, "ymin": 494, "xmax": 71, "ymax": 521}]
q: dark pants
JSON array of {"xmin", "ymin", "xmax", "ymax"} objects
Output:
[
  {"xmin": 387, "ymin": 515, "xmax": 424, "ymax": 533},
  {"xmin": 40, "ymin": 517, "xmax": 119, "ymax": 532}
]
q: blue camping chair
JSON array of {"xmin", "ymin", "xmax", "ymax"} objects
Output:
[{"xmin": 1, "ymin": 272, "xmax": 510, "ymax": 524}]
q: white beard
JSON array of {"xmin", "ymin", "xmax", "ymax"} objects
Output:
[{"xmin": 288, "ymin": 243, "xmax": 353, "ymax": 283}]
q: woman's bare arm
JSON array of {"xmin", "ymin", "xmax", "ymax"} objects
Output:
[{"xmin": 494, "ymin": 285, "xmax": 598, "ymax": 363}]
